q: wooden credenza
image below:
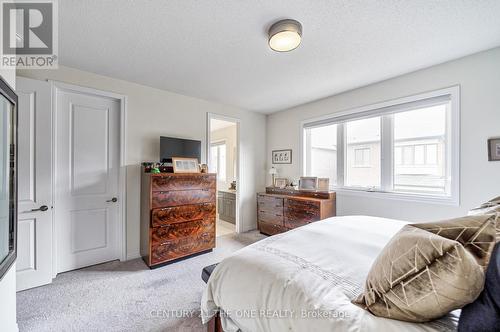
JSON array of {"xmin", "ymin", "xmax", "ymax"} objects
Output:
[
  {"xmin": 140, "ymin": 171, "xmax": 217, "ymax": 268},
  {"xmin": 257, "ymin": 187, "xmax": 336, "ymax": 236}
]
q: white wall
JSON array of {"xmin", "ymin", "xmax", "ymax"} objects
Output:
[
  {"xmin": 211, "ymin": 124, "xmax": 237, "ymax": 189},
  {"xmin": 18, "ymin": 66, "xmax": 267, "ymax": 259},
  {"xmin": 267, "ymin": 47, "xmax": 500, "ymax": 222},
  {"xmin": 0, "ymin": 67, "xmax": 18, "ymax": 331}
]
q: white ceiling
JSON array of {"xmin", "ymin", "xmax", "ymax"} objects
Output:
[{"xmin": 59, "ymin": 1, "xmax": 500, "ymax": 114}]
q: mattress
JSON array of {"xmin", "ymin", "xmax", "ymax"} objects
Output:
[{"xmin": 201, "ymin": 216, "xmax": 459, "ymax": 332}]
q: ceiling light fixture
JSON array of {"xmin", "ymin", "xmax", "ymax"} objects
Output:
[{"xmin": 268, "ymin": 19, "xmax": 302, "ymax": 52}]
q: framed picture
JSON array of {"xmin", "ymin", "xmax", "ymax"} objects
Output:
[
  {"xmin": 274, "ymin": 178, "xmax": 288, "ymax": 189},
  {"xmin": 317, "ymin": 178, "xmax": 330, "ymax": 191},
  {"xmin": 299, "ymin": 177, "xmax": 317, "ymax": 191},
  {"xmin": 172, "ymin": 157, "xmax": 200, "ymax": 173},
  {"xmin": 272, "ymin": 149, "xmax": 292, "ymax": 164},
  {"xmin": 488, "ymin": 138, "xmax": 500, "ymax": 161}
]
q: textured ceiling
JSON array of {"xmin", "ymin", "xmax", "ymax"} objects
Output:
[{"xmin": 58, "ymin": 1, "xmax": 500, "ymax": 113}]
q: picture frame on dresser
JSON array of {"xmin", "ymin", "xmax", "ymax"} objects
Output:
[
  {"xmin": 274, "ymin": 178, "xmax": 288, "ymax": 189},
  {"xmin": 172, "ymin": 157, "xmax": 200, "ymax": 173},
  {"xmin": 317, "ymin": 178, "xmax": 330, "ymax": 191},
  {"xmin": 298, "ymin": 177, "xmax": 317, "ymax": 191}
]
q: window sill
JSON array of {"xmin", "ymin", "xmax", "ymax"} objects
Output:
[{"xmin": 333, "ymin": 187, "xmax": 459, "ymax": 206}]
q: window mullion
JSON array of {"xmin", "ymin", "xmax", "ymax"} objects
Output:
[
  {"xmin": 380, "ymin": 115, "xmax": 393, "ymax": 192},
  {"xmin": 337, "ymin": 123, "xmax": 344, "ymax": 187}
]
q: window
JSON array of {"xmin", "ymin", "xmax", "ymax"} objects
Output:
[
  {"xmin": 395, "ymin": 143, "xmax": 439, "ymax": 166},
  {"xmin": 345, "ymin": 117, "xmax": 380, "ymax": 187},
  {"xmin": 304, "ymin": 123, "xmax": 337, "ymax": 185},
  {"xmin": 393, "ymin": 105, "xmax": 447, "ymax": 194},
  {"xmin": 354, "ymin": 148, "xmax": 371, "ymax": 167},
  {"xmin": 209, "ymin": 142, "xmax": 226, "ymax": 182},
  {"xmin": 303, "ymin": 87, "xmax": 459, "ymax": 203}
]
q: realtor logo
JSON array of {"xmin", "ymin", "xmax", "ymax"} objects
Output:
[{"xmin": 1, "ymin": 0, "xmax": 58, "ymax": 68}]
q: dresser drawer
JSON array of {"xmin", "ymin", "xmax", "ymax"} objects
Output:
[
  {"xmin": 150, "ymin": 231, "xmax": 215, "ymax": 265},
  {"xmin": 151, "ymin": 203, "xmax": 215, "ymax": 227},
  {"xmin": 258, "ymin": 203, "xmax": 283, "ymax": 215},
  {"xmin": 151, "ymin": 174, "xmax": 216, "ymax": 192},
  {"xmin": 258, "ymin": 210, "xmax": 284, "ymax": 225},
  {"xmin": 258, "ymin": 200, "xmax": 284, "ymax": 213},
  {"xmin": 151, "ymin": 218, "xmax": 215, "ymax": 242},
  {"xmin": 284, "ymin": 208, "xmax": 320, "ymax": 228},
  {"xmin": 258, "ymin": 221, "xmax": 287, "ymax": 236},
  {"xmin": 151, "ymin": 189, "xmax": 216, "ymax": 208},
  {"xmin": 284, "ymin": 198, "xmax": 320, "ymax": 228},
  {"xmin": 285, "ymin": 198, "xmax": 320, "ymax": 211},
  {"xmin": 257, "ymin": 194, "xmax": 283, "ymax": 206}
]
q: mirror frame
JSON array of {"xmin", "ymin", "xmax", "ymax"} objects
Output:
[{"xmin": 0, "ymin": 74, "xmax": 17, "ymax": 281}]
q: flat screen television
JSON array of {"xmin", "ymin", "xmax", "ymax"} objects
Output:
[{"xmin": 160, "ymin": 136, "xmax": 201, "ymax": 163}]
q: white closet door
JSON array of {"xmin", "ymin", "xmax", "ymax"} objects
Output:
[
  {"xmin": 16, "ymin": 77, "xmax": 53, "ymax": 291},
  {"xmin": 55, "ymin": 88, "xmax": 120, "ymax": 273}
]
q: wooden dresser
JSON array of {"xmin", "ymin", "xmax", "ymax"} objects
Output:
[
  {"xmin": 257, "ymin": 187, "xmax": 336, "ymax": 236},
  {"xmin": 140, "ymin": 171, "xmax": 217, "ymax": 268}
]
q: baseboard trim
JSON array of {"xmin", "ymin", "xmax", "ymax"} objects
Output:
[{"xmin": 125, "ymin": 252, "xmax": 141, "ymax": 261}]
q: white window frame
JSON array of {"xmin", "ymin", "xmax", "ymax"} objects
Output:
[
  {"xmin": 301, "ymin": 86, "xmax": 460, "ymax": 206},
  {"xmin": 210, "ymin": 140, "xmax": 227, "ymax": 182}
]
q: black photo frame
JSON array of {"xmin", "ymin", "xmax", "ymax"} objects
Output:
[
  {"xmin": 488, "ymin": 137, "xmax": 500, "ymax": 162},
  {"xmin": 272, "ymin": 149, "xmax": 292, "ymax": 164}
]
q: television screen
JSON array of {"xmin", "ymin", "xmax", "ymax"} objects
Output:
[{"xmin": 160, "ymin": 136, "xmax": 201, "ymax": 162}]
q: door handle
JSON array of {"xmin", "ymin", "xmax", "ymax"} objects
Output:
[
  {"xmin": 31, "ymin": 205, "xmax": 49, "ymax": 212},
  {"xmin": 106, "ymin": 197, "xmax": 118, "ymax": 203}
]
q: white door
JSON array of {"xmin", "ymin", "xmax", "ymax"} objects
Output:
[
  {"xmin": 55, "ymin": 88, "xmax": 120, "ymax": 273},
  {"xmin": 16, "ymin": 77, "xmax": 53, "ymax": 291}
]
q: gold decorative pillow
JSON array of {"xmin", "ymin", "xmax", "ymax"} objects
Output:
[
  {"xmin": 354, "ymin": 215, "xmax": 497, "ymax": 323},
  {"xmin": 468, "ymin": 196, "xmax": 500, "ymax": 242}
]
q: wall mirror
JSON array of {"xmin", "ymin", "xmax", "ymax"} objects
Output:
[{"xmin": 0, "ymin": 75, "xmax": 17, "ymax": 280}]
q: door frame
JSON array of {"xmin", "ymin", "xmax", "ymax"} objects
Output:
[
  {"xmin": 50, "ymin": 80, "xmax": 127, "ymax": 277},
  {"xmin": 206, "ymin": 113, "xmax": 241, "ymax": 233}
]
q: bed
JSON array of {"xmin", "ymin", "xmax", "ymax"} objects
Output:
[{"xmin": 201, "ymin": 216, "xmax": 459, "ymax": 332}]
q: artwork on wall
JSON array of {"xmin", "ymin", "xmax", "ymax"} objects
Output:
[
  {"xmin": 488, "ymin": 137, "xmax": 500, "ymax": 161},
  {"xmin": 272, "ymin": 149, "xmax": 292, "ymax": 164},
  {"xmin": 172, "ymin": 157, "xmax": 200, "ymax": 173}
]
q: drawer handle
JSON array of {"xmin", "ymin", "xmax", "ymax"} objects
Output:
[
  {"xmin": 200, "ymin": 232, "xmax": 213, "ymax": 240},
  {"xmin": 160, "ymin": 240, "xmax": 173, "ymax": 246}
]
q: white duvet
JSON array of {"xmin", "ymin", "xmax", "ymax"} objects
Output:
[{"xmin": 201, "ymin": 216, "xmax": 459, "ymax": 332}]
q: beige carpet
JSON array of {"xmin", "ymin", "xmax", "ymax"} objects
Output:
[{"xmin": 17, "ymin": 231, "xmax": 265, "ymax": 332}]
